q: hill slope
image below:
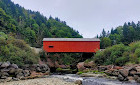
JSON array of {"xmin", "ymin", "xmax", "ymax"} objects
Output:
[{"xmin": 0, "ymin": 0, "xmax": 82, "ymax": 47}]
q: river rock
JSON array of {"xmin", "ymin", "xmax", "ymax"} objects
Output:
[
  {"xmin": 136, "ymin": 77, "xmax": 140, "ymax": 83},
  {"xmin": 0, "ymin": 79, "xmax": 5, "ymax": 83},
  {"xmin": 1, "ymin": 68, "xmax": 10, "ymax": 72},
  {"xmin": 16, "ymin": 73, "xmax": 24, "ymax": 79},
  {"xmin": 5, "ymin": 77, "xmax": 12, "ymax": 82},
  {"xmin": 119, "ymin": 69, "xmax": 129, "ymax": 77},
  {"xmin": 134, "ymin": 75, "xmax": 139, "ymax": 80},
  {"xmin": 0, "ymin": 62, "xmax": 50, "ymax": 82},
  {"xmin": 12, "ymin": 78, "xmax": 20, "ymax": 81},
  {"xmin": 127, "ymin": 76, "xmax": 134, "ymax": 81},
  {"xmin": 118, "ymin": 74, "xmax": 124, "ymax": 81},
  {"xmin": 10, "ymin": 64, "xmax": 18, "ymax": 69},
  {"xmin": 0, "ymin": 72, "xmax": 9, "ymax": 79},
  {"xmin": 36, "ymin": 67, "xmax": 41, "ymax": 72},
  {"xmin": 135, "ymin": 66, "xmax": 140, "ymax": 72},
  {"xmin": 23, "ymin": 70, "xmax": 30, "ymax": 77},
  {"xmin": 21, "ymin": 64, "xmax": 30, "ymax": 70},
  {"xmin": 112, "ymin": 70, "xmax": 119, "ymax": 76},
  {"xmin": 9, "ymin": 68, "xmax": 16, "ymax": 74},
  {"xmin": 98, "ymin": 66, "xmax": 107, "ymax": 71},
  {"xmin": 104, "ymin": 69, "xmax": 119, "ymax": 76},
  {"xmin": 0, "ymin": 62, "xmax": 2, "ymax": 66},
  {"xmin": 15, "ymin": 69, "xmax": 23, "ymax": 75},
  {"xmin": 129, "ymin": 70, "xmax": 137, "ymax": 76},
  {"xmin": 104, "ymin": 70, "xmax": 111, "ymax": 75},
  {"xmin": 84, "ymin": 61, "xmax": 95, "ymax": 68},
  {"xmin": 75, "ymin": 80, "xmax": 82, "ymax": 85},
  {"xmin": 1, "ymin": 61, "xmax": 10, "ymax": 68},
  {"xmin": 77, "ymin": 62, "xmax": 86, "ymax": 71}
]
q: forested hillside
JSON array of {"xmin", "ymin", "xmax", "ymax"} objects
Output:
[
  {"xmin": 99, "ymin": 21, "xmax": 140, "ymax": 48},
  {"xmin": 93, "ymin": 21, "xmax": 140, "ymax": 66},
  {"xmin": 0, "ymin": 0, "xmax": 82, "ymax": 47}
]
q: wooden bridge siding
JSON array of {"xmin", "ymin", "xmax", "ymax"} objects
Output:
[{"xmin": 43, "ymin": 41, "xmax": 100, "ymax": 53}]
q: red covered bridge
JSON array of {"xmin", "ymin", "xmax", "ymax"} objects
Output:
[{"xmin": 43, "ymin": 38, "xmax": 100, "ymax": 53}]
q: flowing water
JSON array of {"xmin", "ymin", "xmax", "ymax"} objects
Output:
[{"xmin": 48, "ymin": 74, "xmax": 140, "ymax": 85}]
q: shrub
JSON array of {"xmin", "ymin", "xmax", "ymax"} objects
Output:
[
  {"xmin": 94, "ymin": 41, "xmax": 140, "ymax": 66},
  {"xmin": 0, "ymin": 32, "xmax": 39, "ymax": 66},
  {"xmin": 56, "ymin": 68, "xmax": 62, "ymax": 71},
  {"xmin": 48, "ymin": 53, "xmax": 82, "ymax": 65},
  {"xmin": 129, "ymin": 41, "xmax": 140, "ymax": 53},
  {"xmin": 115, "ymin": 57, "xmax": 128, "ymax": 66},
  {"xmin": 94, "ymin": 44, "xmax": 130, "ymax": 66},
  {"xmin": 129, "ymin": 42, "xmax": 140, "ymax": 64}
]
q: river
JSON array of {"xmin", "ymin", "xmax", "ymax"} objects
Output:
[{"xmin": 48, "ymin": 74, "xmax": 140, "ymax": 85}]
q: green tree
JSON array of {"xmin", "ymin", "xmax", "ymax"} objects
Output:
[{"xmin": 100, "ymin": 37, "xmax": 111, "ymax": 49}]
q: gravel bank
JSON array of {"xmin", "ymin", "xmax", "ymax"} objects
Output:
[{"xmin": 0, "ymin": 78, "xmax": 77, "ymax": 85}]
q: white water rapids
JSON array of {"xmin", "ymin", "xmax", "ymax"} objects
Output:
[{"xmin": 48, "ymin": 74, "xmax": 139, "ymax": 85}]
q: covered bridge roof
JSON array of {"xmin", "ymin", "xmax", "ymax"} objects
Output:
[{"xmin": 43, "ymin": 38, "xmax": 100, "ymax": 41}]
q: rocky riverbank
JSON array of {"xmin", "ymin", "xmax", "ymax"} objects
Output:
[
  {"xmin": 76, "ymin": 61, "xmax": 140, "ymax": 83},
  {"xmin": 103, "ymin": 64, "xmax": 140, "ymax": 82},
  {"xmin": 0, "ymin": 61, "xmax": 50, "ymax": 83}
]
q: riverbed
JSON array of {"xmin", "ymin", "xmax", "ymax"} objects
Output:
[
  {"xmin": 1, "ymin": 74, "xmax": 140, "ymax": 85},
  {"xmin": 49, "ymin": 74, "xmax": 140, "ymax": 85}
]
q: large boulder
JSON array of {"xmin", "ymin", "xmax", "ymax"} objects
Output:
[
  {"xmin": 118, "ymin": 74, "xmax": 125, "ymax": 81},
  {"xmin": 15, "ymin": 68, "xmax": 23, "ymax": 75},
  {"xmin": 10, "ymin": 64, "xmax": 18, "ymax": 69},
  {"xmin": 16, "ymin": 72, "xmax": 24, "ymax": 79},
  {"xmin": 0, "ymin": 72, "xmax": 9, "ymax": 79},
  {"xmin": 8, "ymin": 68, "xmax": 16, "ymax": 74},
  {"xmin": 135, "ymin": 66, "xmax": 140, "ymax": 72},
  {"xmin": 75, "ymin": 80, "xmax": 82, "ymax": 85},
  {"xmin": 77, "ymin": 62, "xmax": 86, "ymax": 71},
  {"xmin": 36, "ymin": 67, "xmax": 41, "ymax": 72},
  {"xmin": 129, "ymin": 70, "xmax": 137, "ymax": 76},
  {"xmin": 84, "ymin": 61, "xmax": 95, "ymax": 68},
  {"xmin": 39, "ymin": 64, "xmax": 50, "ymax": 73},
  {"xmin": 119, "ymin": 69, "xmax": 129, "ymax": 78},
  {"xmin": 23, "ymin": 70, "xmax": 30, "ymax": 77},
  {"xmin": 104, "ymin": 69, "xmax": 119, "ymax": 76},
  {"xmin": 0, "ymin": 61, "xmax": 10, "ymax": 68},
  {"xmin": 0, "ymin": 68, "xmax": 10, "ymax": 73}
]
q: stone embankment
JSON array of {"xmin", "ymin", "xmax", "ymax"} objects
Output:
[
  {"xmin": 0, "ymin": 61, "xmax": 50, "ymax": 83},
  {"xmin": 77, "ymin": 61, "xmax": 140, "ymax": 83}
]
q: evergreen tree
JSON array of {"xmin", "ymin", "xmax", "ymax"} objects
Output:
[{"xmin": 101, "ymin": 28, "xmax": 106, "ymax": 37}]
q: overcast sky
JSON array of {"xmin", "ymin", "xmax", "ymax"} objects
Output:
[{"xmin": 11, "ymin": 0, "xmax": 140, "ymax": 38}]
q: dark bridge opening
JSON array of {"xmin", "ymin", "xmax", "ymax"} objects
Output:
[{"xmin": 80, "ymin": 53, "xmax": 94, "ymax": 62}]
